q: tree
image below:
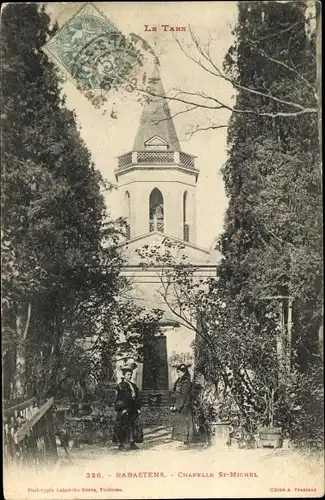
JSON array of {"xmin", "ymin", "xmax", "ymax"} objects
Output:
[
  {"xmin": 133, "ymin": 3, "xmax": 322, "ymax": 365},
  {"xmin": 27, "ymin": 297, "xmax": 163, "ymax": 402},
  {"xmin": 1, "ymin": 3, "xmax": 122, "ymax": 399},
  {"xmin": 215, "ymin": 2, "xmax": 322, "ymax": 445},
  {"xmin": 137, "ymin": 1, "xmax": 322, "ymax": 358},
  {"xmin": 217, "ymin": 1, "xmax": 322, "ymax": 368},
  {"xmin": 134, "ymin": 2, "xmax": 323, "ymax": 447},
  {"xmin": 136, "ymin": 241, "xmax": 286, "ymax": 432},
  {"xmin": 137, "ymin": 239, "xmax": 323, "ymax": 448}
]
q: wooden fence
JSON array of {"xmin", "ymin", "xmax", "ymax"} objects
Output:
[{"xmin": 4, "ymin": 397, "xmax": 58, "ymax": 468}]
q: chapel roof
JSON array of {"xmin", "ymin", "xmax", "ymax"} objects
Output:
[{"xmin": 133, "ymin": 64, "xmax": 181, "ymax": 152}]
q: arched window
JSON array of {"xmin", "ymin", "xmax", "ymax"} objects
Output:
[
  {"xmin": 125, "ymin": 191, "xmax": 131, "ymax": 239},
  {"xmin": 183, "ymin": 191, "xmax": 190, "ymax": 242},
  {"xmin": 149, "ymin": 188, "xmax": 164, "ymax": 233}
]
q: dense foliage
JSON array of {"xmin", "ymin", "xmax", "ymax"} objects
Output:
[
  {"xmin": 219, "ymin": 1, "xmax": 322, "ymax": 363},
  {"xmin": 1, "ymin": 3, "xmax": 162, "ymax": 401},
  {"xmin": 216, "ymin": 1, "xmax": 322, "ymax": 448},
  {"xmin": 137, "ymin": 1, "xmax": 323, "ymax": 450},
  {"xmin": 137, "ymin": 242, "xmax": 287, "ymax": 436}
]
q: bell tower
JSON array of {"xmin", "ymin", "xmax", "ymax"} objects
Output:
[{"xmin": 115, "ymin": 64, "xmax": 199, "ymax": 243}]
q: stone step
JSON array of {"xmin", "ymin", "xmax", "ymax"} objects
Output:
[
  {"xmin": 144, "ymin": 431, "xmax": 171, "ymax": 442},
  {"xmin": 144, "ymin": 427, "xmax": 171, "ymax": 436},
  {"xmin": 141, "ymin": 389, "xmax": 170, "ymax": 392},
  {"xmin": 143, "ymin": 426, "xmax": 169, "ymax": 435},
  {"xmin": 142, "ymin": 393, "xmax": 170, "ymax": 397},
  {"xmin": 142, "ymin": 402, "xmax": 170, "ymax": 407},
  {"xmin": 143, "ymin": 402, "xmax": 170, "ymax": 405},
  {"xmin": 141, "ymin": 390, "xmax": 170, "ymax": 395},
  {"xmin": 143, "ymin": 426, "xmax": 172, "ymax": 442},
  {"xmin": 147, "ymin": 394, "xmax": 170, "ymax": 397}
]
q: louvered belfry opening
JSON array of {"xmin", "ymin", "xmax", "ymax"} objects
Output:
[
  {"xmin": 125, "ymin": 191, "xmax": 131, "ymax": 240},
  {"xmin": 115, "ymin": 62, "xmax": 198, "ymax": 243},
  {"xmin": 183, "ymin": 191, "xmax": 190, "ymax": 242},
  {"xmin": 149, "ymin": 188, "xmax": 164, "ymax": 233},
  {"xmin": 183, "ymin": 223, "xmax": 190, "ymax": 242}
]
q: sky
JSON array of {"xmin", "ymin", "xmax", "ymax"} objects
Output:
[{"xmin": 45, "ymin": 2, "xmax": 238, "ymax": 249}]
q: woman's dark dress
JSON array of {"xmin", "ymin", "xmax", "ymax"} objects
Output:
[
  {"xmin": 114, "ymin": 380, "xmax": 141, "ymax": 446},
  {"xmin": 171, "ymin": 372, "xmax": 196, "ymax": 443}
]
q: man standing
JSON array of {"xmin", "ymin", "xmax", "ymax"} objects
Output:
[{"xmin": 114, "ymin": 362, "xmax": 142, "ymax": 451}]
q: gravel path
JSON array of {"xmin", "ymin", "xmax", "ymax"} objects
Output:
[{"xmin": 4, "ymin": 429, "xmax": 324, "ymax": 499}]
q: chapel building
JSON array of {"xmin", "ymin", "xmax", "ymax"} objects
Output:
[{"xmin": 114, "ymin": 64, "xmax": 220, "ymax": 403}]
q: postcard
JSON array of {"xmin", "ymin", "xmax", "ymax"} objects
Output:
[{"xmin": 2, "ymin": 1, "xmax": 324, "ymax": 499}]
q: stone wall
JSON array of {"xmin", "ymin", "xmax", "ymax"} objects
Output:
[{"xmin": 54, "ymin": 395, "xmax": 172, "ymax": 446}]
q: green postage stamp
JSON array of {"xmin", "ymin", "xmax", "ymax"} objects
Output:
[{"xmin": 44, "ymin": 3, "xmax": 151, "ymax": 106}]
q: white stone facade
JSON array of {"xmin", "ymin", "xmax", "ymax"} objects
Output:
[{"xmin": 114, "ymin": 64, "xmax": 220, "ymax": 391}]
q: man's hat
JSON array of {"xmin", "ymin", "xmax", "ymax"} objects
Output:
[
  {"xmin": 120, "ymin": 362, "xmax": 137, "ymax": 373},
  {"xmin": 175, "ymin": 363, "xmax": 191, "ymax": 372}
]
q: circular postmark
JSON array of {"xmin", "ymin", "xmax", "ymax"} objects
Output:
[
  {"xmin": 44, "ymin": 5, "xmax": 160, "ymax": 109},
  {"xmin": 55, "ymin": 14, "xmax": 144, "ymax": 92}
]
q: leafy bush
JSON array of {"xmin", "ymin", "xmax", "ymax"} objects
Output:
[{"xmin": 286, "ymin": 365, "xmax": 324, "ymax": 450}]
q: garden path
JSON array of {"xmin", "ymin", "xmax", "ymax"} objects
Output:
[{"xmin": 4, "ymin": 426, "xmax": 324, "ymax": 499}]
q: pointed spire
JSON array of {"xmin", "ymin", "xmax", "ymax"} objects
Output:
[{"xmin": 133, "ymin": 64, "xmax": 181, "ymax": 151}]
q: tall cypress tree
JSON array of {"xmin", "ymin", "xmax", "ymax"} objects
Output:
[
  {"xmin": 1, "ymin": 3, "xmax": 123, "ymax": 398},
  {"xmin": 218, "ymin": 1, "xmax": 321, "ymax": 370}
]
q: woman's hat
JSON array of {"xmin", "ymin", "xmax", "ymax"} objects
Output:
[
  {"xmin": 120, "ymin": 362, "xmax": 137, "ymax": 373},
  {"xmin": 175, "ymin": 363, "xmax": 191, "ymax": 372}
]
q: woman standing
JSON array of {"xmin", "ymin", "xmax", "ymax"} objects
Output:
[
  {"xmin": 114, "ymin": 362, "xmax": 142, "ymax": 451},
  {"xmin": 170, "ymin": 363, "xmax": 196, "ymax": 446}
]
